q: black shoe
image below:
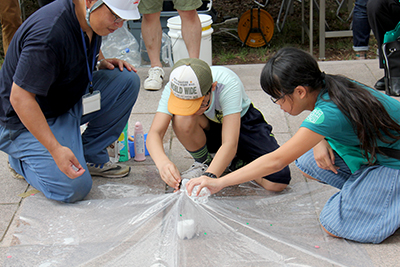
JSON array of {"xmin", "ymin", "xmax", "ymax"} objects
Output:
[
  {"xmin": 374, "ymin": 77, "xmax": 385, "ymax": 91},
  {"xmin": 229, "ymin": 157, "xmax": 248, "ymax": 172}
]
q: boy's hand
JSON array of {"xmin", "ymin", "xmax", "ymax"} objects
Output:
[{"xmin": 159, "ymin": 162, "xmax": 181, "ymax": 190}]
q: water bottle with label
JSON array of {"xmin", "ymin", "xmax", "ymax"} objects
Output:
[{"xmin": 134, "ymin": 121, "xmax": 146, "ymax": 161}]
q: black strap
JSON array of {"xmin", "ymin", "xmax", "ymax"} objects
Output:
[
  {"xmin": 378, "ymin": 147, "xmax": 400, "ymax": 160},
  {"xmin": 203, "ymin": 172, "xmax": 217, "ymax": 178}
]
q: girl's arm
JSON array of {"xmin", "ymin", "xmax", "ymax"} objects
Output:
[{"xmin": 186, "ymin": 127, "xmax": 325, "ymax": 195}]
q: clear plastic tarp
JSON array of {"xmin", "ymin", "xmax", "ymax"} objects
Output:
[{"xmin": 4, "ymin": 180, "xmax": 374, "ymax": 266}]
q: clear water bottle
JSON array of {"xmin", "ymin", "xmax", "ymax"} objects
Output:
[
  {"xmin": 140, "ymin": 32, "xmax": 173, "ymax": 67},
  {"xmin": 121, "ymin": 48, "xmax": 130, "ymax": 55},
  {"xmin": 161, "ymin": 32, "xmax": 173, "ymax": 67},
  {"xmin": 181, "ymin": 181, "xmax": 210, "ymax": 204}
]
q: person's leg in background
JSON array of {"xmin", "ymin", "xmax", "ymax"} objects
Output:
[
  {"xmin": 82, "ymin": 68, "xmax": 140, "ymax": 176},
  {"xmin": 367, "ymin": 0, "xmax": 400, "ymax": 90},
  {"xmin": 175, "ymin": 0, "xmax": 202, "ymax": 58},
  {"xmin": 139, "ymin": 0, "xmax": 202, "ymax": 91},
  {"xmin": 0, "ymin": 0, "xmax": 22, "ymax": 56},
  {"xmin": 141, "ymin": 11, "xmax": 163, "ymax": 70},
  {"xmin": 352, "ymin": 0, "xmax": 370, "ymax": 60},
  {"xmin": 139, "ymin": 0, "xmax": 165, "ymax": 91},
  {"xmin": 177, "ymin": 9, "xmax": 201, "ymax": 58}
]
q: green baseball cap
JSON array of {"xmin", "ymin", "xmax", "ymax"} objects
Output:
[{"xmin": 168, "ymin": 58, "xmax": 213, "ymax": 116}]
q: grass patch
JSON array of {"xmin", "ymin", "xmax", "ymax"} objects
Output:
[
  {"xmin": 0, "ymin": 0, "xmax": 378, "ymax": 66},
  {"xmin": 210, "ymin": 0, "xmax": 378, "ymax": 65}
]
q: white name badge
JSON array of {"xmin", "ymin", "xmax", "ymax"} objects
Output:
[{"xmin": 82, "ymin": 90, "xmax": 101, "ymax": 115}]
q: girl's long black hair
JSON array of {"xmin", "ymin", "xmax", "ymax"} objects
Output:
[{"xmin": 260, "ymin": 47, "xmax": 400, "ymax": 164}]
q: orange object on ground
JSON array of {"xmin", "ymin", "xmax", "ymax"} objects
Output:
[{"xmin": 237, "ymin": 8, "xmax": 274, "ymax": 47}]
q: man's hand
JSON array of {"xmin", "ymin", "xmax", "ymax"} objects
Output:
[
  {"xmin": 50, "ymin": 146, "xmax": 85, "ymax": 179},
  {"xmin": 97, "ymin": 58, "xmax": 137, "ymax": 72}
]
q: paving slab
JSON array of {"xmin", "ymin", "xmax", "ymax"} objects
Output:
[{"xmin": 0, "ymin": 59, "xmax": 399, "ymax": 266}]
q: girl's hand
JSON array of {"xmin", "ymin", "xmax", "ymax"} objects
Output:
[
  {"xmin": 185, "ymin": 176, "xmax": 224, "ymax": 196},
  {"xmin": 313, "ymin": 139, "xmax": 339, "ymax": 174}
]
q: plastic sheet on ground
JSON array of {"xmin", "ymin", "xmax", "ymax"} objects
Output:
[{"xmin": 4, "ymin": 180, "xmax": 374, "ymax": 267}]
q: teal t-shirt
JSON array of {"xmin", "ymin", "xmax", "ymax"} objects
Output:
[
  {"xmin": 157, "ymin": 66, "xmax": 252, "ymax": 123},
  {"xmin": 300, "ymin": 82, "xmax": 400, "ymax": 172}
]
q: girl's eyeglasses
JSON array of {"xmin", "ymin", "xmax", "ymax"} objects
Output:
[{"xmin": 270, "ymin": 94, "xmax": 285, "ymax": 104}]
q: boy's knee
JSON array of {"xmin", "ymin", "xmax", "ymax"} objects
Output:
[
  {"xmin": 255, "ymin": 177, "xmax": 288, "ymax": 192},
  {"xmin": 172, "ymin": 116, "xmax": 197, "ymax": 133},
  {"xmin": 257, "ymin": 165, "xmax": 291, "ymax": 191}
]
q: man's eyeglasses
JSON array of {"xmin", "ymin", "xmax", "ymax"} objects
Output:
[{"xmin": 104, "ymin": 4, "xmax": 126, "ymax": 24}]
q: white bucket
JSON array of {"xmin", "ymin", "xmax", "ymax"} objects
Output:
[{"xmin": 167, "ymin": 14, "xmax": 213, "ymax": 66}]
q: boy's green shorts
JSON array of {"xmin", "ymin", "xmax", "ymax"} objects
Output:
[{"xmin": 138, "ymin": 0, "xmax": 203, "ymax": 14}]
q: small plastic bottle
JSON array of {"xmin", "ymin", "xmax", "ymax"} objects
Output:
[
  {"xmin": 187, "ymin": 184, "xmax": 211, "ymax": 204},
  {"xmin": 134, "ymin": 121, "xmax": 146, "ymax": 161}
]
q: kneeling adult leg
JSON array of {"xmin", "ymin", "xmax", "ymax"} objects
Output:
[
  {"xmin": 3, "ymin": 103, "xmax": 92, "ymax": 203},
  {"xmin": 82, "ymin": 68, "xmax": 140, "ymax": 164}
]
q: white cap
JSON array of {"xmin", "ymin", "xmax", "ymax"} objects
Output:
[{"xmin": 103, "ymin": 0, "xmax": 141, "ymax": 20}]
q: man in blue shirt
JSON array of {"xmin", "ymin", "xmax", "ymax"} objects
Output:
[{"xmin": 0, "ymin": 0, "xmax": 141, "ymax": 202}]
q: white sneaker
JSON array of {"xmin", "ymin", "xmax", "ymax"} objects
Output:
[
  {"xmin": 144, "ymin": 67, "xmax": 165, "ymax": 91},
  {"xmin": 180, "ymin": 161, "xmax": 208, "ymax": 179}
]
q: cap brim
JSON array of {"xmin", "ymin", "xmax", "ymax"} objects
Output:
[
  {"xmin": 112, "ymin": 7, "xmax": 141, "ymax": 20},
  {"xmin": 168, "ymin": 91, "xmax": 204, "ymax": 116}
]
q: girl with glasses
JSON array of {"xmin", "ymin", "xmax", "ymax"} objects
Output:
[{"xmin": 187, "ymin": 47, "xmax": 400, "ymax": 244}]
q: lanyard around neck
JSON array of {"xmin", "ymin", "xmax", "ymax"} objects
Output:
[{"xmin": 80, "ymin": 29, "xmax": 98, "ymax": 94}]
